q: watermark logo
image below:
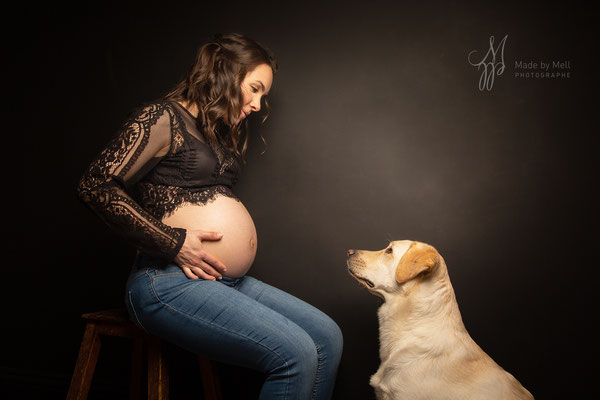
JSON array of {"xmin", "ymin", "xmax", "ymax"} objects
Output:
[
  {"xmin": 468, "ymin": 35, "xmax": 508, "ymax": 91},
  {"xmin": 514, "ymin": 60, "xmax": 571, "ymax": 79}
]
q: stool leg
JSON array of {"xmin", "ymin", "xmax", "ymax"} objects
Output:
[
  {"xmin": 198, "ymin": 355, "xmax": 222, "ymax": 400},
  {"xmin": 66, "ymin": 322, "xmax": 102, "ymax": 400},
  {"xmin": 147, "ymin": 337, "xmax": 168, "ymax": 400},
  {"xmin": 130, "ymin": 337, "xmax": 144, "ymax": 400}
]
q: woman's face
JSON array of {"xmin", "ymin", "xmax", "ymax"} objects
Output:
[{"xmin": 239, "ymin": 63, "xmax": 273, "ymax": 121}]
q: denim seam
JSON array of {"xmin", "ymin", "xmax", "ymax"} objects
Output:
[
  {"xmin": 128, "ymin": 290, "xmax": 146, "ymax": 331},
  {"xmin": 147, "ymin": 278, "xmax": 291, "ymax": 397},
  {"xmin": 311, "ymin": 342, "xmax": 323, "ymax": 400},
  {"xmin": 149, "ymin": 272, "xmax": 185, "ymax": 279}
]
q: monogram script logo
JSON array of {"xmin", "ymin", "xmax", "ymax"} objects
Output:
[{"xmin": 468, "ymin": 35, "xmax": 508, "ymax": 91}]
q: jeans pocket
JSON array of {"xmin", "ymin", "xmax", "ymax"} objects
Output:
[{"xmin": 149, "ymin": 268, "xmax": 195, "ymax": 304}]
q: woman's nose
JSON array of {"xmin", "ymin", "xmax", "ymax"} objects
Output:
[{"xmin": 251, "ymin": 96, "xmax": 261, "ymax": 112}]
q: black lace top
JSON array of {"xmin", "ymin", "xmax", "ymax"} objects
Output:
[{"xmin": 77, "ymin": 100, "xmax": 242, "ymax": 261}]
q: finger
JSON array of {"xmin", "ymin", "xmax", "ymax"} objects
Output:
[
  {"xmin": 196, "ymin": 260, "xmax": 223, "ymax": 279},
  {"xmin": 198, "ymin": 231, "xmax": 224, "ymax": 241},
  {"xmin": 181, "ymin": 266, "xmax": 199, "ymax": 280},
  {"xmin": 201, "ymin": 253, "xmax": 228, "ymax": 273},
  {"xmin": 190, "ymin": 265, "xmax": 218, "ymax": 280}
]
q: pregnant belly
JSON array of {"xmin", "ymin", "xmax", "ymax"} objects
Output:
[{"xmin": 162, "ymin": 195, "xmax": 257, "ymax": 278}]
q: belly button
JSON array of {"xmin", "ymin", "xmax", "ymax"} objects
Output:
[{"xmin": 250, "ymin": 239, "xmax": 256, "ymax": 249}]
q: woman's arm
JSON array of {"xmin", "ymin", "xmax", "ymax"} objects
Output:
[
  {"xmin": 77, "ymin": 103, "xmax": 186, "ymax": 261},
  {"xmin": 78, "ymin": 102, "xmax": 228, "ymax": 280}
]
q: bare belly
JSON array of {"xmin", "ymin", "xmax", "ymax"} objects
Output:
[{"xmin": 162, "ymin": 196, "xmax": 257, "ymax": 278}]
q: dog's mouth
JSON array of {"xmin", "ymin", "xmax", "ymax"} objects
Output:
[{"xmin": 348, "ymin": 269, "xmax": 375, "ymax": 288}]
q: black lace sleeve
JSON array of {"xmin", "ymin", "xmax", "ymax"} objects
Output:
[{"xmin": 77, "ymin": 102, "xmax": 186, "ymax": 261}]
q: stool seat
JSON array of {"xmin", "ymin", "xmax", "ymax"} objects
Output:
[{"xmin": 66, "ymin": 308, "xmax": 221, "ymax": 400}]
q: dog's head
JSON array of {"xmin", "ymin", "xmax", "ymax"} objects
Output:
[{"xmin": 347, "ymin": 240, "xmax": 441, "ymax": 298}]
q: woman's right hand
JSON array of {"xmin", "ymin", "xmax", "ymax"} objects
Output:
[{"xmin": 174, "ymin": 230, "xmax": 228, "ymax": 280}]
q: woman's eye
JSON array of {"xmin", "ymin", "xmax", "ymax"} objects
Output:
[
  {"xmin": 251, "ymin": 86, "xmax": 258, "ymax": 93},
  {"xmin": 385, "ymin": 247, "xmax": 393, "ymax": 254}
]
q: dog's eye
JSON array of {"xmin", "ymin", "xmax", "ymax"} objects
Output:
[{"xmin": 385, "ymin": 247, "xmax": 393, "ymax": 254}]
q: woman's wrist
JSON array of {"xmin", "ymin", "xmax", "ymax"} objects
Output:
[{"xmin": 165, "ymin": 227, "xmax": 187, "ymax": 261}]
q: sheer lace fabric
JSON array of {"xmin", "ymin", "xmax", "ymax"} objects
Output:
[{"xmin": 77, "ymin": 101, "xmax": 242, "ymax": 261}]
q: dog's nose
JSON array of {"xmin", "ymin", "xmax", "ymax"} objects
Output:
[{"xmin": 347, "ymin": 249, "xmax": 356, "ymax": 257}]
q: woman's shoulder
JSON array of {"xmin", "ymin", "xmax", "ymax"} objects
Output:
[
  {"xmin": 127, "ymin": 98, "xmax": 177, "ymax": 117},
  {"xmin": 119, "ymin": 99, "xmax": 183, "ymax": 130}
]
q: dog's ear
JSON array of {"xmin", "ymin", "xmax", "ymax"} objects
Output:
[{"xmin": 395, "ymin": 243, "xmax": 440, "ymax": 284}]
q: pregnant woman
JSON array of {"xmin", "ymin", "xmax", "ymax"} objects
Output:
[{"xmin": 77, "ymin": 33, "xmax": 343, "ymax": 399}]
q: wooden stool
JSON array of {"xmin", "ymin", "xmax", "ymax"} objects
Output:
[{"xmin": 66, "ymin": 308, "xmax": 222, "ymax": 400}]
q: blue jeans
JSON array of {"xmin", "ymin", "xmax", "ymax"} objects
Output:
[{"xmin": 125, "ymin": 253, "xmax": 343, "ymax": 399}]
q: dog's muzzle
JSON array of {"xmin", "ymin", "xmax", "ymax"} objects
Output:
[{"xmin": 346, "ymin": 250, "xmax": 374, "ymax": 288}]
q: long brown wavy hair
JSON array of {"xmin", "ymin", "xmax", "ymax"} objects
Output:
[{"xmin": 165, "ymin": 33, "xmax": 278, "ymax": 161}]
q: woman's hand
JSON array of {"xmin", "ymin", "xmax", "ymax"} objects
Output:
[{"xmin": 174, "ymin": 230, "xmax": 228, "ymax": 280}]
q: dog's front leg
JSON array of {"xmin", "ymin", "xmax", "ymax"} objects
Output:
[{"xmin": 370, "ymin": 369, "xmax": 393, "ymax": 400}]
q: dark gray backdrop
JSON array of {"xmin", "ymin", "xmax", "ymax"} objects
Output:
[{"xmin": 5, "ymin": 1, "xmax": 597, "ymax": 399}]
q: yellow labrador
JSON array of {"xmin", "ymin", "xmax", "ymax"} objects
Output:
[{"xmin": 347, "ymin": 240, "xmax": 534, "ymax": 400}]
